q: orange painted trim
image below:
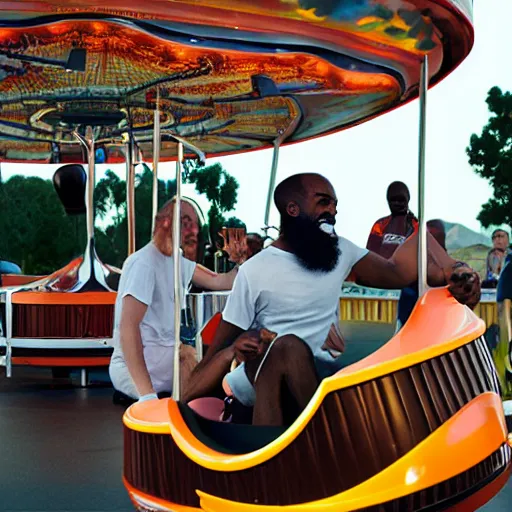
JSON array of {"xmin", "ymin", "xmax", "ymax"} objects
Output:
[
  {"xmin": 196, "ymin": 393, "xmax": 508, "ymax": 511},
  {"xmin": 12, "ymin": 291, "xmax": 117, "ymax": 305},
  {"xmin": 444, "ymin": 463, "xmax": 511, "ymax": 512},
  {"xmin": 12, "ymin": 356, "xmax": 111, "ymax": 367},
  {"xmin": 125, "ymin": 289, "xmax": 488, "ymax": 463},
  {"xmin": 327, "ymin": 288, "xmax": 486, "ymax": 387},
  {"xmin": 124, "ymin": 477, "xmax": 201, "ymax": 512},
  {"xmin": 1, "ymin": 275, "xmax": 45, "ymax": 286},
  {"xmin": 124, "ymin": 399, "xmax": 172, "ymax": 434},
  {"xmin": 168, "ymin": 386, "xmax": 504, "ymax": 473}
]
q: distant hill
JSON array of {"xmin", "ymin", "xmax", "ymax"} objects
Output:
[
  {"xmin": 443, "ymin": 221, "xmax": 491, "ymax": 251},
  {"xmin": 449, "ymin": 244, "xmax": 489, "ymax": 277}
]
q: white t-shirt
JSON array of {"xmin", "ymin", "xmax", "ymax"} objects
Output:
[
  {"xmin": 110, "ymin": 242, "xmax": 196, "ymax": 396},
  {"xmin": 222, "ymin": 237, "xmax": 368, "ymax": 364}
]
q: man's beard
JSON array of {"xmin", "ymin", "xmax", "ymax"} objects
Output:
[
  {"xmin": 182, "ymin": 237, "xmax": 198, "ymax": 261},
  {"xmin": 281, "ymin": 214, "xmax": 340, "ymax": 272}
]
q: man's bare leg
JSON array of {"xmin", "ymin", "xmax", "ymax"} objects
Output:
[
  {"xmin": 249, "ymin": 335, "xmax": 319, "ymax": 426},
  {"xmin": 180, "ymin": 344, "xmax": 198, "ymax": 392}
]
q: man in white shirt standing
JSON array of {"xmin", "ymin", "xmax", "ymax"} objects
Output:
[
  {"xmin": 109, "ymin": 199, "xmax": 247, "ymax": 403},
  {"xmin": 183, "ymin": 173, "xmax": 481, "ymax": 425}
]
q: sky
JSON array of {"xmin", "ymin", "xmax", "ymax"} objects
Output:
[{"xmin": 2, "ymin": 1, "xmax": 511, "ymax": 247}]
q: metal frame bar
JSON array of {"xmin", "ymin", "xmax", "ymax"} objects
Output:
[
  {"xmin": 71, "ymin": 127, "xmax": 112, "ymax": 291},
  {"xmin": 264, "ymin": 140, "xmax": 280, "ymax": 228},
  {"xmin": 152, "ymin": 108, "xmax": 161, "ymax": 234},
  {"xmin": 0, "ymin": 338, "xmax": 113, "ymax": 349},
  {"xmin": 194, "ymin": 296, "xmax": 204, "ymax": 362},
  {"xmin": 73, "ymin": 127, "xmax": 95, "ymax": 242},
  {"xmin": 159, "ymin": 131, "xmax": 206, "ymax": 165},
  {"xmin": 172, "ymin": 142, "xmax": 184, "ymax": 400},
  {"xmin": 80, "ymin": 369, "xmax": 88, "ymax": 388},
  {"xmin": 5, "ymin": 290, "xmax": 13, "ymax": 377},
  {"xmin": 126, "ymin": 139, "xmax": 137, "ymax": 256},
  {"xmin": 263, "ymin": 115, "xmax": 301, "ymax": 230},
  {"xmin": 417, "ymin": 55, "xmax": 429, "ymax": 297}
]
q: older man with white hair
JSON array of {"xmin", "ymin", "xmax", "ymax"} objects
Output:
[{"xmin": 109, "ymin": 198, "xmax": 247, "ymax": 402}]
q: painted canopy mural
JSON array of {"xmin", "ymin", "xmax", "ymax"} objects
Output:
[{"xmin": 0, "ymin": 1, "xmax": 473, "ymax": 163}]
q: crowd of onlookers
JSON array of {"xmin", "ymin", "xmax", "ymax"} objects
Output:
[
  {"xmin": 366, "ymin": 180, "xmax": 511, "ymax": 289},
  {"xmin": 483, "ymin": 228, "xmax": 511, "ymax": 288}
]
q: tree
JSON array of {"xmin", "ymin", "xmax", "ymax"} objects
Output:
[
  {"xmin": 0, "ymin": 162, "xmax": 243, "ymax": 273},
  {"xmin": 93, "ymin": 162, "xmax": 243, "ymax": 267},
  {"xmin": 185, "ymin": 162, "xmax": 241, "ymax": 244},
  {"xmin": 467, "ymin": 86, "xmax": 512, "ymax": 229},
  {"xmin": 93, "ymin": 164, "xmax": 177, "ymax": 267},
  {"xmin": 0, "ymin": 175, "xmax": 86, "ymax": 274}
]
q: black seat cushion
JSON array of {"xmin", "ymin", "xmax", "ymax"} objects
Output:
[{"xmin": 178, "ymin": 402, "xmax": 286, "ymax": 455}]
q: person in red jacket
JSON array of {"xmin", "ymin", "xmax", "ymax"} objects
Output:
[{"xmin": 366, "ymin": 181, "xmax": 418, "ymax": 259}]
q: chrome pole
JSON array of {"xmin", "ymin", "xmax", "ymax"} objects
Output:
[
  {"xmin": 418, "ymin": 55, "xmax": 429, "ymax": 297},
  {"xmin": 72, "ymin": 128, "xmax": 113, "ymax": 291},
  {"xmin": 74, "ymin": 127, "xmax": 95, "ymax": 241},
  {"xmin": 152, "ymin": 108, "xmax": 161, "ymax": 234},
  {"xmin": 126, "ymin": 139, "xmax": 136, "ymax": 256},
  {"xmin": 160, "ymin": 131, "xmax": 206, "ymax": 165},
  {"xmin": 5, "ymin": 290, "xmax": 12, "ymax": 378},
  {"xmin": 80, "ymin": 368, "xmax": 88, "ymax": 387},
  {"xmin": 85, "ymin": 126, "xmax": 95, "ymax": 242},
  {"xmin": 263, "ymin": 115, "xmax": 300, "ymax": 229},
  {"xmin": 264, "ymin": 140, "xmax": 280, "ymax": 228},
  {"xmin": 172, "ymin": 142, "xmax": 184, "ymax": 401},
  {"xmin": 195, "ymin": 294, "xmax": 204, "ymax": 362}
]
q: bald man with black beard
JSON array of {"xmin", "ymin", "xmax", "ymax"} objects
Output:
[{"xmin": 184, "ymin": 173, "xmax": 481, "ymax": 426}]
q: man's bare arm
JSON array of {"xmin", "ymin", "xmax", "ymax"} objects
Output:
[
  {"xmin": 191, "ymin": 264, "xmax": 239, "ymax": 291},
  {"xmin": 119, "ymin": 295, "xmax": 154, "ymax": 397},
  {"xmin": 182, "ymin": 318, "xmax": 243, "ymax": 402},
  {"xmin": 191, "ymin": 227, "xmax": 248, "ymax": 290},
  {"xmin": 353, "ymin": 231, "xmax": 481, "ymax": 308},
  {"xmin": 354, "ymin": 231, "xmax": 453, "ymax": 289}
]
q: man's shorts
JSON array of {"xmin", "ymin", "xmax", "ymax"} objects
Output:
[{"xmin": 225, "ymin": 353, "xmax": 345, "ymax": 408}]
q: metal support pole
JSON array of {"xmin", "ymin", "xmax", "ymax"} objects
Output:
[
  {"xmin": 74, "ymin": 127, "xmax": 95, "ymax": 242},
  {"xmin": 152, "ymin": 108, "xmax": 161, "ymax": 234},
  {"xmin": 160, "ymin": 132, "xmax": 206, "ymax": 165},
  {"xmin": 172, "ymin": 142, "xmax": 184, "ymax": 401},
  {"xmin": 418, "ymin": 55, "xmax": 429, "ymax": 297},
  {"xmin": 263, "ymin": 114, "xmax": 300, "ymax": 229},
  {"xmin": 80, "ymin": 368, "xmax": 88, "ymax": 388},
  {"xmin": 195, "ymin": 295, "xmax": 204, "ymax": 362},
  {"xmin": 85, "ymin": 126, "xmax": 95, "ymax": 242},
  {"xmin": 264, "ymin": 141, "xmax": 280, "ymax": 228},
  {"xmin": 126, "ymin": 139, "xmax": 136, "ymax": 256},
  {"xmin": 5, "ymin": 290, "xmax": 13, "ymax": 378}
]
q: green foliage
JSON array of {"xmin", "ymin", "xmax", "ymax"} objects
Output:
[
  {"xmin": 224, "ymin": 217, "xmax": 247, "ymax": 229},
  {"xmin": 93, "ymin": 164, "xmax": 177, "ymax": 267},
  {"xmin": 467, "ymin": 86, "xmax": 512, "ymax": 229},
  {"xmin": 94, "ymin": 161, "xmax": 242, "ymax": 266},
  {"xmin": 184, "ymin": 161, "xmax": 241, "ymax": 244},
  {"xmin": 0, "ymin": 162, "xmax": 243, "ymax": 273},
  {"xmin": 0, "ymin": 175, "xmax": 86, "ymax": 274}
]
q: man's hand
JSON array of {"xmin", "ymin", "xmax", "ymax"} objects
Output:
[
  {"xmin": 446, "ymin": 264, "xmax": 481, "ymax": 310},
  {"xmin": 321, "ymin": 323, "xmax": 346, "ymax": 358},
  {"xmin": 220, "ymin": 228, "xmax": 248, "ymax": 265},
  {"xmin": 233, "ymin": 328, "xmax": 277, "ymax": 363},
  {"xmin": 233, "ymin": 331, "xmax": 260, "ymax": 362}
]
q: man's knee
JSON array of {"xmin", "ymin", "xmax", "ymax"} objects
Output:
[
  {"xmin": 180, "ymin": 345, "xmax": 198, "ymax": 375},
  {"xmin": 270, "ymin": 334, "xmax": 311, "ymax": 360},
  {"xmin": 180, "ymin": 344, "xmax": 198, "ymax": 390},
  {"xmin": 180, "ymin": 344, "xmax": 197, "ymax": 364}
]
